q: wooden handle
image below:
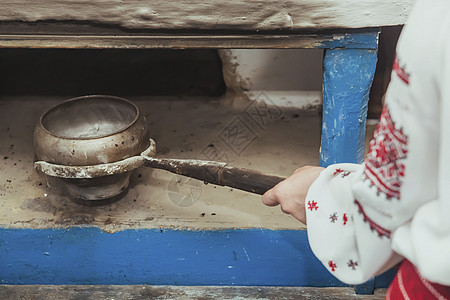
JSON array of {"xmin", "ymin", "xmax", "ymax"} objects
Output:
[
  {"xmin": 217, "ymin": 166, "xmax": 285, "ymax": 195},
  {"xmin": 144, "ymin": 157, "xmax": 285, "ymax": 195}
]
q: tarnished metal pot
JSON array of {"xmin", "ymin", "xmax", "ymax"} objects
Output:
[
  {"xmin": 34, "ymin": 95, "xmax": 150, "ymax": 166},
  {"xmin": 34, "ymin": 95, "xmax": 150, "ymax": 201}
]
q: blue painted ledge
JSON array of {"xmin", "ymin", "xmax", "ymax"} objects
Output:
[{"xmin": 0, "ymin": 227, "xmax": 395, "ymax": 287}]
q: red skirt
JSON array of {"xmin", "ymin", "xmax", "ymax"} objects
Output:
[{"xmin": 386, "ymin": 260, "xmax": 450, "ymax": 300}]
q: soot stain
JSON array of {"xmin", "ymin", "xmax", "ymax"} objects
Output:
[
  {"xmin": 21, "ymin": 197, "xmax": 59, "ymax": 215},
  {"xmin": 20, "ymin": 194, "xmax": 104, "ymax": 227}
]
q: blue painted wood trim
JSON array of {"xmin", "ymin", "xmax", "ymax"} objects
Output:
[
  {"xmin": 317, "ymin": 31, "xmax": 379, "ymax": 50},
  {"xmin": 0, "ymin": 227, "xmax": 394, "ymax": 287},
  {"xmin": 320, "ymin": 48, "xmax": 378, "ymax": 167}
]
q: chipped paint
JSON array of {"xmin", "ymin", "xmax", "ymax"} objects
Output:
[{"xmin": 320, "ymin": 48, "xmax": 378, "ymax": 167}]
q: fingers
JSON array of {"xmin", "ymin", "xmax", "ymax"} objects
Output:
[
  {"xmin": 262, "ymin": 185, "xmax": 281, "ymax": 207},
  {"xmin": 261, "ymin": 166, "xmax": 324, "ymax": 224},
  {"xmin": 263, "ymin": 184, "xmax": 306, "ymax": 223},
  {"xmin": 278, "ymin": 191, "xmax": 306, "ymax": 223}
]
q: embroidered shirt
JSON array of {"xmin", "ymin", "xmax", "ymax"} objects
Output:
[{"xmin": 305, "ymin": 0, "xmax": 450, "ymax": 286}]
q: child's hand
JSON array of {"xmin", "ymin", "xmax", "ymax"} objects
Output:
[{"xmin": 262, "ymin": 166, "xmax": 324, "ymax": 224}]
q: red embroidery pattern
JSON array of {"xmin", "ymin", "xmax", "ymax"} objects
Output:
[
  {"xmin": 334, "ymin": 168, "xmax": 343, "ymax": 175},
  {"xmin": 364, "ymin": 106, "xmax": 408, "ymax": 200},
  {"xmin": 343, "ymin": 213, "xmax": 348, "ymax": 225},
  {"xmin": 307, "ymin": 200, "xmax": 319, "ymax": 211},
  {"xmin": 329, "ymin": 261, "xmax": 337, "ymax": 272},
  {"xmin": 333, "ymin": 168, "xmax": 350, "ymax": 178},
  {"xmin": 354, "ymin": 199, "xmax": 391, "ymax": 238},
  {"xmin": 392, "ymin": 56, "xmax": 410, "ymax": 85}
]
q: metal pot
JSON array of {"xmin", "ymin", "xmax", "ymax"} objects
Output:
[
  {"xmin": 34, "ymin": 95, "xmax": 150, "ymax": 166},
  {"xmin": 34, "ymin": 95, "xmax": 150, "ymax": 200}
]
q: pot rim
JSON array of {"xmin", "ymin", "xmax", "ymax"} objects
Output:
[{"xmin": 39, "ymin": 95, "xmax": 141, "ymax": 140}]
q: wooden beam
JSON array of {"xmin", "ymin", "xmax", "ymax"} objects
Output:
[
  {"xmin": 0, "ymin": 285, "xmax": 387, "ymax": 299},
  {"xmin": 0, "ymin": 31, "xmax": 378, "ymax": 49}
]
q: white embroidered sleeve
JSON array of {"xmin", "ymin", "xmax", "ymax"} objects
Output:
[
  {"xmin": 305, "ymin": 1, "xmax": 450, "ymax": 285},
  {"xmin": 305, "ymin": 163, "xmax": 403, "ymax": 285}
]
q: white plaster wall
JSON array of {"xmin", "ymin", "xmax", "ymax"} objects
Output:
[
  {"xmin": 222, "ymin": 49, "xmax": 323, "ymax": 91},
  {"xmin": 219, "ymin": 49, "xmax": 323, "ymax": 108}
]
